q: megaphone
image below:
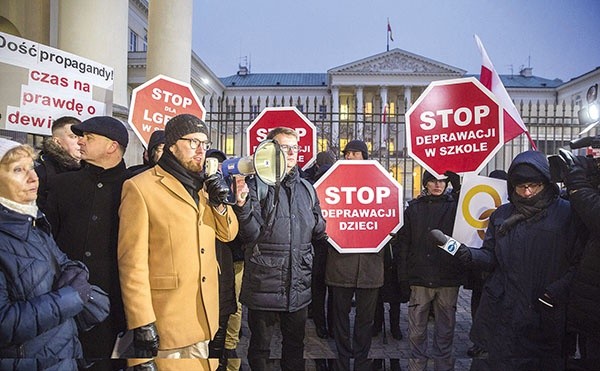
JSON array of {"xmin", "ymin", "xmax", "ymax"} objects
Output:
[{"xmin": 222, "ymin": 139, "xmax": 286, "ymax": 186}]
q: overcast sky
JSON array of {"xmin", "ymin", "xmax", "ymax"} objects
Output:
[{"xmin": 192, "ymin": 0, "xmax": 600, "ymax": 82}]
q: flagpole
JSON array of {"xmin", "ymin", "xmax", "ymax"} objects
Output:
[{"xmin": 386, "ymin": 18, "xmax": 390, "ymax": 51}]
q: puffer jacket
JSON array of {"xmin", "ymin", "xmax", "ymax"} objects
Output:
[
  {"xmin": 234, "ymin": 168, "xmax": 327, "ymax": 312},
  {"xmin": 0, "ymin": 205, "xmax": 84, "ymax": 370},
  {"xmin": 395, "ymin": 191, "xmax": 464, "ymax": 288}
]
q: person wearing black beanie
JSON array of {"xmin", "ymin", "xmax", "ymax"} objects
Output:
[{"xmin": 117, "ymin": 114, "xmax": 238, "ymax": 370}]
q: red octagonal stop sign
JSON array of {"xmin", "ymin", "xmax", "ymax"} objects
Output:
[
  {"xmin": 314, "ymin": 160, "xmax": 403, "ymax": 253},
  {"xmin": 406, "ymin": 77, "xmax": 503, "ymax": 178},
  {"xmin": 128, "ymin": 74, "xmax": 206, "ymax": 147},
  {"xmin": 246, "ymin": 107, "xmax": 316, "ymax": 170}
]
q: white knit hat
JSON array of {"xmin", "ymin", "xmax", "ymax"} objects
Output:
[{"xmin": 0, "ymin": 138, "xmax": 21, "ymax": 162}]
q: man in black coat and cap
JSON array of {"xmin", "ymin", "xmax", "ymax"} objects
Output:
[{"xmin": 43, "ymin": 116, "xmax": 131, "ymax": 370}]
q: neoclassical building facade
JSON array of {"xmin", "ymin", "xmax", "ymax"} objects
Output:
[{"xmin": 1, "ymin": 0, "xmax": 598, "ymax": 174}]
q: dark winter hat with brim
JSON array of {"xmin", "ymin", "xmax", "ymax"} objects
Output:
[
  {"xmin": 422, "ymin": 170, "xmax": 448, "ymax": 188},
  {"xmin": 71, "ymin": 116, "xmax": 129, "ymax": 148},
  {"xmin": 206, "ymin": 149, "xmax": 227, "ymax": 163},
  {"xmin": 164, "ymin": 114, "xmax": 209, "ymax": 148},
  {"xmin": 508, "ymin": 164, "xmax": 547, "ymax": 187},
  {"xmin": 342, "ymin": 140, "xmax": 369, "ymax": 159}
]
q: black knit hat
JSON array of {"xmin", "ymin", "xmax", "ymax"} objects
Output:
[
  {"xmin": 71, "ymin": 116, "xmax": 129, "ymax": 148},
  {"xmin": 164, "ymin": 114, "xmax": 209, "ymax": 148},
  {"xmin": 342, "ymin": 140, "xmax": 369, "ymax": 159}
]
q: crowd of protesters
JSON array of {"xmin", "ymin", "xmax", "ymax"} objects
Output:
[{"xmin": 0, "ymin": 113, "xmax": 598, "ymax": 371}]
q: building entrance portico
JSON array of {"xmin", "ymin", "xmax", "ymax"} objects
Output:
[{"xmin": 327, "ymin": 48, "xmax": 466, "ymax": 151}]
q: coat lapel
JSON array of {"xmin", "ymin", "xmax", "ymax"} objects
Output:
[{"xmin": 154, "ymin": 166, "xmax": 198, "ymax": 210}]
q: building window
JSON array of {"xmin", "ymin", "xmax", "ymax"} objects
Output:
[
  {"xmin": 318, "ymin": 105, "xmax": 327, "ymax": 120},
  {"xmin": 142, "ymin": 34, "xmax": 148, "ymax": 52},
  {"xmin": 340, "ymin": 104, "xmax": 349, "ymax": 121},
  {"xmin": 250, "ymin": 105, "xmax": 260, "ymax": 119},
  {"xmin": 226, "ymin": 105, "xmax": 236, "ymax": 120},
  {"xmin": 129, "ymin": 29, "xmax": 138, "ymax": 52}
]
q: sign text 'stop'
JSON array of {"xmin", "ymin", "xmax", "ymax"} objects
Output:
[
  {"xmin": 406, "ymin": 77, "xmax": 503, "ymax": 178},
  {"xmin": 128, "ymin": 74, "xmax": 205, "ymax": 147},
  {"xmin": 246, "ymin": 107, "xmax": 317, "ymax": 170},
  {"xmin": 314, "ymin": 160, "xmax": 403, "ymax": 253}
]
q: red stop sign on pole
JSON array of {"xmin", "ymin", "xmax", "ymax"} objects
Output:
[
  {"xmin": 406, "ymin": 77, "xmax": 503, "ymax": 178},
  {"xmin": 314, "ymin": 160, "xmax": 403, "ymax": 253},
  {"xmin": 128, "ymin": 74, "xmax": 206, "ymax": 147},
  {"xmin": 246, "ymin": 107, "xmax": 316, "ymax": 170}
]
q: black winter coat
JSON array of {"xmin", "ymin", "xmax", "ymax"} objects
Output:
[
  {"xmin": 469, "ymin": 151, "xmax": 583, "ymax": 370},
  {"xmin": 43, "ymin": 161, "xmax": 130, "ymax": 359},
  {"xmin": 0, "ymin": 205, "xmax": 84, "ymax": 370},
  {"xmin": 565, "ymin": 184, "xmax": 600, "ymax": 338},
  {"xmin": 34, "ymin": 139, "xmax": 80, "ymax": 211},
  {"xmin": 216, "ymin": 237, "xmax": 241, "ymax": 319},
  {"xmin": 234, "ymin": 169, "xmax": 327, "ymax": 312},
  {"xmin": 396, "ymin": 192, "xmax": 464, "ymax": 288}
]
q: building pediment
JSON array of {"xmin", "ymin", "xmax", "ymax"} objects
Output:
[{"xmin": 328, "ymin": 48, "xmax": 466, "ymax": 75}]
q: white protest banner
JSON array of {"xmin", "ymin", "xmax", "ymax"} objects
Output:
[
  {"xmin": 0, "ymin": 31, "xmax": 114, "ymax": 135},
  {"xmin": 452, "ymin": 173, "xmax": 508, "ymax": 248}
]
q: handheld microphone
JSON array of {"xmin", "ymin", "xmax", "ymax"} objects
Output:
[
  {"xmin": 569, "ymin": 136, "xmax": 594, "ymax": 149},
  {"xmin": 430, "ymin": 229, "xmax": 460, "ymax": 256}
]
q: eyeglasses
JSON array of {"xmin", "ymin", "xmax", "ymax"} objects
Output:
[
  {"xmin": 179, "ymin": 138, "xmax": 211, "ymax": 150},
  {"xmin": 515, "ymin": 182, "xmax": 543, "ymax": 193},
  {"xmin": 279, "ymin": 144, "xmax": 300, "ymax": 153}
]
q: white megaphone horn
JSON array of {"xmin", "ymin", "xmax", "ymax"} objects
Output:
[{"xmin": 221, "ymin": 139, "xmax": 286, "ymax": 186}]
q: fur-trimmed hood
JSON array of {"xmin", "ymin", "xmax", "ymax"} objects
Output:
[{"xmin": 38, "ymin": 138, "xmax": 80, "ymax": 171}]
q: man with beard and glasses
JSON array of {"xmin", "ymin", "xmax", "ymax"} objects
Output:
[{"xmin": 118, "ymin": 114, "xmax": 239, "ymax": 370}]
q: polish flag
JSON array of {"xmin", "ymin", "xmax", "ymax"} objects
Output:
[{"xmin": 475, "ymin": 35, "xmax": 537, "ymax": 149}]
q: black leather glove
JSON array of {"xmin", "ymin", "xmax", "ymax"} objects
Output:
[
  {"xmin": 204, "ymin": 172, "xmax": 230, "ymax": 206},
  {"xmin": 133, "ymin": 323, "xmax": 160, "ymax": 358},
  {"xmin": 444, "ymin": 171, "xmax": 461, "ymax": 193},
  {"xmin": 133, "ymin": 360, "xmax": 158, "ymax": 371},
  {"xmin": 558, "ymin": 148, "xmax": 595, "ymax": 193}
]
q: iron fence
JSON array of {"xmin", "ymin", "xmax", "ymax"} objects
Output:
[{"xmin": 200, "ymin": 94, "xmax": 586, "ymax": 200}]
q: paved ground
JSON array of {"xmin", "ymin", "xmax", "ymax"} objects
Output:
[{"xmin": 235, "ymin": 287, "xmax": 476, "ymax": 370}]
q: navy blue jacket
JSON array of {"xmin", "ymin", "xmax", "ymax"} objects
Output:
[
  {"xmin": 469, "ymin": 151, "xmax": 583, "ymax": 369},
  {"xmin": 234, "ymin": 169, "xmax": 327, "ymax": 312},
  {"xmin": 0, "ymin": 205, "xmax": 84, "ymax": 370}
]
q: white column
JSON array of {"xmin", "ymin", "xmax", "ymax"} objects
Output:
[
  {"xmin": 356, "ymin": 86, "xmax": 364, "ymax": 140},
  {"xmin": 58, "ymin": 0, "xmax": 128, "ymax": 108},
  {"xmin": 379, "ymin": 86, "xmax": 389, "ymax": 149},
  {"xmin": 146, "ymin": 0, "xmax": 192, "ymax": 83},
  {"xmin": 331, "ymin": 86, "xmax": 340, "ymax": 151},
  {"xmin": 404, "ymin": 86, "xmax": 412, "ymax": 111}
]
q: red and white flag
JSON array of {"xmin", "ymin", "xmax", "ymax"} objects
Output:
[
  {"xmin": 474, "ymin": 35, "xmax": 537, "ymax": 149},
  {"xmin": 387, "ymin": 19, "xmax": 394, "ymax": 42}
]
